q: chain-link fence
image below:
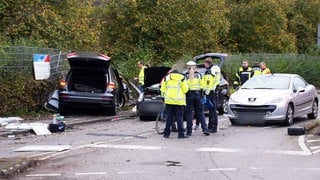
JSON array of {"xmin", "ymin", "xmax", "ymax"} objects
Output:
[{"xmin": 0, "ymin": 46, "xmax": 69, "ymax": 81}]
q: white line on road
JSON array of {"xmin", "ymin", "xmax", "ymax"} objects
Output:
[
  {"xmin": 75, "ymin": 172, "xmax": 107, "ymax": 176},
  {"xmin": 312, "ymin": 149, "xmax": 320, "ymax": 154},
  {"xmin": 26, "ymin": 173, "xmax": 61, "ymax": 177},
  {"xmin": 88, "ymin": 144, "xmax": 165, "ymax": 150},
  {"xmin": 307, "ymin": 139, "xmax": 320, "ymax": 143},
  {"xmin": 299, "ymin": 135, "xmax": 312, "ymax": 155},
  {"xmin": 197, "ymin": 147, "xmax": 242, "ymax": 153},
  {"xmin": 309, "ymin": 145, "xmax": 320, "ymax": 150}
]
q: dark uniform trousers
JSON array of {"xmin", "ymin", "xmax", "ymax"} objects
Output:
[
  {"xmin": 185, "ymin": 91, "xmax": 208, "ymax": 135},
  {"xmin": 164, "ymin": 104, "xmax": 185, "ymax": 137},
  {"xmin": 207, "ymin": 90, "xmax": 218, "ymax": 131}
]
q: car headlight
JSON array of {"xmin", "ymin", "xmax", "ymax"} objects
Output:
[
  {"xmin": 267, "ymin": 97, "xmax": 283, "ymax": 104},
  {"xmin": 229, "ymin": 96, "xmax": 240, "ymax": 104}
]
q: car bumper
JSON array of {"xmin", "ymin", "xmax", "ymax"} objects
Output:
[
  {"xmin": 227, "ymin": 103, "xmax": 287, "ymax": 122},
  {"xmin": 137, "ymin": 99, "xmax": 163, "ymax": 117},
  {"xmin": 59, "ymin": 91, "xmax": 115, "ymax": 108}
]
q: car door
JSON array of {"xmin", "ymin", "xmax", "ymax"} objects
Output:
[{"xmin": 292, "ymin": 76, "xmax": 312, "ymax": 116}]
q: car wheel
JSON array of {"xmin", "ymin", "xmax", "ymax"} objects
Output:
[
  {"xmin": 218, "ymin": 96, "xmax": 228, "ymax": 115},
  {"xmin": 283, "ymin": 104, "xmax": 294, "ymax": 126},
  {"xmin": 117, "ymin": 93, "xmax": 126, "ymax": 108},
  {"xmin": 307, "ymin": 100, "xmax": 318, "ymax": 119},
  {"xmin": 59, "ymin": 104, "xmax": 69, "ymax": 116}
]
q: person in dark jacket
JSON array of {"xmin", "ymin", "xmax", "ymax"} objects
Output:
[{"xmin": 235, "ymin": 60, "xmax": 254, "ymax": 85}]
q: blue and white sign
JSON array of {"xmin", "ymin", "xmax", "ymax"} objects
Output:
[{"xmin": 33, "ymin": 54, "xmax": 51, "ymax": 80}]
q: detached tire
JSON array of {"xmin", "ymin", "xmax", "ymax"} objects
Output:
[{"xmin": 288, "ymin": 127, "xmax": 305, "ymax": 135}]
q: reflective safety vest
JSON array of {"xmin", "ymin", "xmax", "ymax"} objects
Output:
[
  {"xmin": 160, "ymin": 73, "xmax": 189, "ymax": 106},
  {"xmin": 138, "ymin": 66, "xmax": 147, "ymax": 85},
  {"xmin": 185, "ymin": 72, "xmax": 203, "ymax": 91},
  {"xmin": 252, "ymin": 67, "xmax": 262, "ymax": 76},
  {"xmin": 236, "ymin": 67, "xmax": 254, "ymax": 85},
  {"xmin": 262, "ymin": 68, "xmax": 271, "ymax": 74},
  {"xmin": 202, "ymin": 68, "xmax": 220, "ymax": 93}
]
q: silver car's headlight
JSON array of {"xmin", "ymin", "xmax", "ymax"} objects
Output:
[
  {"xmin": 229, "ymin": 96, "xmax": 240, "ymax": 104},
  {"xmin": 267, "ymin": 97, "xmax": 283, "ymax": 104}
]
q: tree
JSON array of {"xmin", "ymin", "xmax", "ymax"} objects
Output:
[
  {"xmin": 286, "ymin": 0, "xmax": 320, "ymax": 53},
  {"xmin": 100, "ymin": 0, "xmax": 229, "ymax": 65},
  {"xmin": 227, "ymin": 0, "xmax": 297, "ymax": 53}
]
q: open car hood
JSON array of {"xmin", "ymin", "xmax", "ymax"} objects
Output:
[
  {"xmin": 144, "ymin": 67, "xmax": 171, "ymax": 87},
  {"xmin": 67, "ymin": 52, "xmax": 111, "ymax": 69}
]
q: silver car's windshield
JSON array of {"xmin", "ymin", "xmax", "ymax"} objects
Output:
[{"xmin": 241, "ymin": 75, "xmax": 290, "ymax": 89}]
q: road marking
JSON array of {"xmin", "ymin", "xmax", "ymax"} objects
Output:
[
  {"xmin": 75, "ymin": 172, "xmax": 107, "ymax": 176},
  {"xmin": 197, "ymin": 147, "xmax": 241, "ymax": 153},
  {"xmin": 307, "ymin": 139, "xmax": 320, "ymax": 143},
  {"xmin": 208, "ymin": 168, "xmax": 237, "ymax": 171},
  {"xmin": 310, "ymin": 146, "xmax": 320, "ymax": 150},
  {"xmin": 88, "ymin": 144, "xmax": 165, "ymax": 150},
  {"xmin": 312, "ymin": 149, "xmax": 320, "ymax": 154},
  {"xmin": 298, "ymin": 135, "xmax": 312, "ymax": 155},
  {"xmin": 26, "ymin": 173, "xmax": 61, "ymax": 177}
]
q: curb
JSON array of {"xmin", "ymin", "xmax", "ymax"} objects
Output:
[{"xmin": 0, "ymin": 158, "xmax": 35, "ymax": 177}]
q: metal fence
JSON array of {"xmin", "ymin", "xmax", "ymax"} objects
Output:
[
  {"xmin": 0, "ymin": 46, "xmax": 319, "ymax": 81},
  {"xmin": 0, "ymin": 46, "xmax": 69, "ymax": 81}
]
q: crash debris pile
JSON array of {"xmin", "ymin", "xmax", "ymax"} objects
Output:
[{"xmin": 0, "ymin": 115, "xmax": 66, "ymax": 136}]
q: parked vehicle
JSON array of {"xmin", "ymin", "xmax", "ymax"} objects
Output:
[
  {"xmin": 58, "ymin": 52, "xmax": 125, "ymax": 115},
  {"xmin": 136, "ymin": 66, "xmax": 171, "ymax": 120},
  {"xmin": 226, "ymin": 73, "xmax": 318, "ymax": 126},
  {"xmin": 191, "ymin": 53, "xmax": 230, "ymax": 115}
]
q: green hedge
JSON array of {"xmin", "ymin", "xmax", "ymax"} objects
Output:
[
  {"xmin": 223, "ymin": 54, "xmax": 320, "ymax": 88},
  {"xmin": 0, "ymin": 72, "xmax": 56, "ymax": 116}
]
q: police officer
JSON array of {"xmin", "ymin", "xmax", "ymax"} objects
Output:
[
  {"xmin": 137, "ymin": 61, "xmax": 147, "ymax": 93},
  {"xmin": 160, "ymin": 68, "xmax": 189, "ymax": 138},
  {"xmin": 184, "ymin": 61, "xmax": 210, "ymax": 136},
  {"xmin": 252, "ymin": 62, "xmax": 262, "ymax": 76},
  {"xmin": 202, "ymin": 57, "xmax": 220, "ymax": 133},
  {"xmin": 235, "ymin": 60, "xmax": 254, "ymax": 85}
]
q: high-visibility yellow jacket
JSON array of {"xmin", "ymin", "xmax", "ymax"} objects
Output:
[
  {"xmin": 160, "ymin": 73, "xmax": 189, "ymax": 106},
  {"xmin": 185, "ymin": 72, "xmax": 204, "ymax": 91},
  {"xmin": 262, "ymin": 68, "xmax": 271, "ymax": 74},
  {"xmin": 138, "ymin": 66, "xmax": 147, "ymax": 85},
  {"xmin": 252, "ymin": 66, "xmax": 262, "ymax": 76},
  {"xmin": 202, "ymin": 69, "xmax": 220, "ymax": 94}
]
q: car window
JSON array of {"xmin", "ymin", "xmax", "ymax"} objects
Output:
[
  {"xmin": 241, "ymin": 75, "xmax": 290, "ymax": 89},
  {"xmin": 292, "ymin": 77, "xmax": 307, "ymax": 91}
]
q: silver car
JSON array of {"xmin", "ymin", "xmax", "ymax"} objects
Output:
[{"xmin": 227, "ymin": 73, "xmax": 318, "ymax": 126}]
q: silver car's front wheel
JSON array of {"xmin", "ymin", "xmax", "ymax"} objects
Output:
[
  {"xmin": 307, "ymin": 100, "xmax": 318, "ymax": 119},
  {"xmin": 283, "ymin": 104, "xmax": 294, "ymax": 126}
]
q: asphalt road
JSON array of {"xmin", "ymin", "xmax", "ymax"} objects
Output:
[{"xmin": 2, "ymin": 111, "xmax": 319, "ymax": 180}]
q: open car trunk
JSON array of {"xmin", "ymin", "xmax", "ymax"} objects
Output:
[{"xmin": 67, "ymin": 69, "xmax": 107, "ymax": 93}]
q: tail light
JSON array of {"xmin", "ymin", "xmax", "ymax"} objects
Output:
[
  {"xmin": 59, "ymin": 80, "xmax": 67, "ymax": 90},
  {"xmin": 107, "ymin": 82, "xmax": 116, "ymax": 90}
]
